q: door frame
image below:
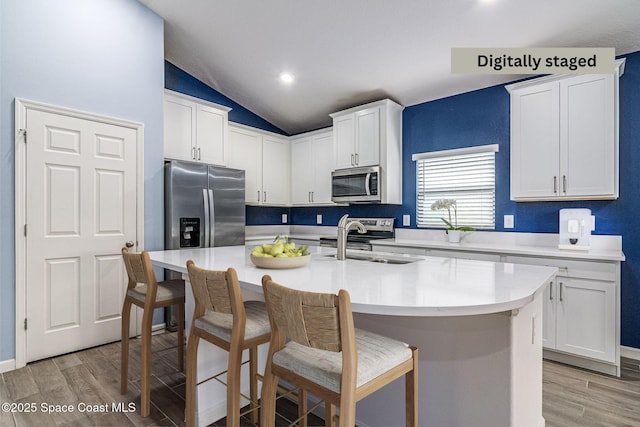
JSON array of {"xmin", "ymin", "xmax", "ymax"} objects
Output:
[{"xmin": 14, "ymin": 98, "xmax": 145, "ymax": 369}]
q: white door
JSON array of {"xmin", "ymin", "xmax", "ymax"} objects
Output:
[
  {"xmin": 560, "ymin": 74, "xmax": 615, "ymax": 197},
  {"xmin": 311, "ymin": 132, "xmax": 335, "ymax": 204},
  {"xmin": 227, "ymin": 125, "xmax": 263, "ymax": 204},
  {"xmin": 164, "ymin": 94, "xmax": 195, "ymax": 162},
  {"xmin": 290, "ymin": 138, "xmax": 313, "ymax": 204},
  {"xmin": 354, "ymin": 107, "xmax": 380, "ymax": 167},
  {"xmin": 262, "ymin": 135, "xmax": 289, "ymax": 205},
  {"xmin": 555, "ymin": 277, "xmax": 616, "ymax": 363},
  {"xmin": 510, "ymin": 81, "xmax": 560, "ymax": 200},
  {"xmin": 196, "ymin": 103, "xmax": 227, "ymax": 166},
  {"xmin": 334, "ymin": 114, "xmax": 355, "ymax": 169},
  {"xmin": 25, "ymin": 108, "xmax": 139, "ymax": 362}
]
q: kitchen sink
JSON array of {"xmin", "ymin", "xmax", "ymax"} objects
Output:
[{"xmin": 322, "ymin": 252, "xmax": 423, "ymax": 264}]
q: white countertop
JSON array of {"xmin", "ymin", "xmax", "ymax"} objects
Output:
[
  {"xmin": 374, "ymin": 237, "xmax": 625, "ymax": 262},
  {"xmin": 148, "ymin": 245, "xmax": 557, "ymax": 317}
]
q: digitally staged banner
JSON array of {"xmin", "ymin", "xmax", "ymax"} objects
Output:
[{"xmin": 451, "ymin": 47, "xmax": 615, "ymax": 74}]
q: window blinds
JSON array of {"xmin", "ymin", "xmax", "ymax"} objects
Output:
[{"xmin": 415, "ymin": 146, "xmax": 497, "ymax": 229}]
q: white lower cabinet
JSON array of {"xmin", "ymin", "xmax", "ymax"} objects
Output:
[
  {"xmin": 372, "ymin": 242, "xmax": 621, "ymax": 376},
  {"xmin": 553, "ymin": 276, "xmax": 616, "ymax": 362},
  {"xmin": 506, "ymin": 255, "xmax": 619, "ymax": 375}
]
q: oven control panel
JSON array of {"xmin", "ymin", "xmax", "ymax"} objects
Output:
[{"xmin": 350, "ymin": 218, "xmax": 395, "ymax": 233}]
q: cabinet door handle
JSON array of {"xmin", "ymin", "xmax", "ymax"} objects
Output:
[
  {"xmin": 263, "ymin": 191, "xmax": 266, "ymax": 203},
  {"xmin": 549, "ymin": 281, "xmax": 553, "ymax": 300},
  {"xmin": 562, "ymin": 175, "xmax": 567, "ymax": 193},
  {"xmin": 311, "ymin": 191, "xmax": 314, "ymax": 202},
  {"xmin": 553, "ymin": 176, "xmax": 558, "ymax": 194},
  {"xmin": 308, "ymin": 191, "xmax": 311, "ymax": 203},
  {"xmin": 197, "ymin": 147, "xmax": 201, "ymax": 160},
  {"xmin": 192, "ymin": 147, "xmax": 196, "ymax": 160},
  {"xmin": 257, "ymin": 190, "xmax": 260, "ymax": 202},
  {"xmin": 351, "ymin": 153, "xmax": 355, "ymax": 166},
  {"xmin": 559, "ymin": 282, "xmax": 564, "ymax": 302},
  {"xmin": 355, "ymin": 153, "xmax": 359, "ymax": 165}
]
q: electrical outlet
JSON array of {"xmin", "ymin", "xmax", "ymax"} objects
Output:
[
  {"xmin": 403, "ymin": 214, "xmax": 411, "ymax": 227},
  {"xmin": 281, "ymin": 213, "xmax": 287, "ymax": 224},
  {"xmin": 504, "ymin": 215, "xmax": 514, "ymax": 229},
  {"xmin": 316, "ymin": 214, "xmax": 323, "ymax": 225}
]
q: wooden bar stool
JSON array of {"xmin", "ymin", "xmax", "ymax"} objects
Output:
[
  {"xmin": 260, "ymin": 275, "xmax": 419, "ymax": 427},
  {"xmin": 185, "ymin": 261, "xmax": 271, "ymax": 427},
  {"xmin": 121, "ymin": 247, "xmax": 185, "ymax": 417}
]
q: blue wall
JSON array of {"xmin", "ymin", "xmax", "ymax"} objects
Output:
[
  {"xmin": 165, "ymin": 61, "xmax": 287, "ymax": 135},
  {"xmin": 0, "ymin": 0, "xmax": 165, "ymax": 362}
]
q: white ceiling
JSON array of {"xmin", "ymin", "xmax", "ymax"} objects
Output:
[{"xmin": 138, "ymin": 0, "xmax": 640, "ymax": 135}]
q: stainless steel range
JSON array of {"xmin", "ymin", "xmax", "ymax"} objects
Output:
[{"xmin": 319, "ymin": 217, "xmax": 395, "ymax": 251}]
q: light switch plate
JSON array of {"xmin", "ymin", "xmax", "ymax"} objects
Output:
[
  {"xmin": 282, "ymin": 213, "xmax": 287, "ymax": 224},
  {"xmin": 316, "ymin": 214, "xmax": 323, "ymax": 225},
  {"xmin": 504, "ymin": 215, "xmax": 514, "ymax": 229},
  {"xmin": 403, "ymin": 215, "xmax": 411, "ymax": 227}
]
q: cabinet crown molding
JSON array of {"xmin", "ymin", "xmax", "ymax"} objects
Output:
[{"xmin": 504, "ymin": 58, "xmax": 626, "ymax": 94}]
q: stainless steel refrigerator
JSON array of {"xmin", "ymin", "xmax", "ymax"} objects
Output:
[
  {"xmin": 165, "ymin": 160, "xmax": 245, "ymax": 251},
  {"xmin": 164, "ymin": 160, "xmax": 245, "ymax": 329}
]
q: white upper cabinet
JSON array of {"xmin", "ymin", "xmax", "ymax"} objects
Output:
[
  {"xmin": 227, "ymin": 124, "xmax": 289, "ymax": 206},
  {"xmin": 261, "ymin": 134, "xmax": 289, "ymax": 205},
  {"xmin": 507, "ymin": 59, "xmax": 624, "ymax": 201},
  {"xmin": 333, "ymin": 107, "xmax": 380, "ymax": 168},
  {"xmin": 290, "ymin": 129, "xmax": 335, "ymax": 205},
  {"xmin": 164, "ymin": 90, "xmax": 230, "ymax": 166},
  {"xmin": 227, "ymin": 125, "xmax": 262, "ymax": 204},
  {"xmin": 330, "ymin": 99, "xmax": 404, "ymax": 204}
]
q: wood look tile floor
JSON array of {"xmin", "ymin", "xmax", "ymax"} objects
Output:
[{"xmin": 1, "ymin": 332, "xmax": 639, "ymax": 426}]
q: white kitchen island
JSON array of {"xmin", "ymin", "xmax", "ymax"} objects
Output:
[{"xmin": 148, "ymin": 245, "xmax": 557, "ymax": 427}]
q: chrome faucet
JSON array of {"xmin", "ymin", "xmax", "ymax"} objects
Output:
[{"xmin": 337, "ymin": 214, "xmax": 366, "ymax": 260}]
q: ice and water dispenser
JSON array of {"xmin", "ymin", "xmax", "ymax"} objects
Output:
[{"xmin": 179, "ymin": 218, "xmax": 200, "ymax": 248}]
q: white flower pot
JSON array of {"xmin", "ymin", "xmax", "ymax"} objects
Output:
[{"xmin": 448, "ymin": 230, "xmax": 461, "ymax": 243}]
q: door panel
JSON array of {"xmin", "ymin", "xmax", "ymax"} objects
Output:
[
  {"xmin": 26, "ymin": 108, "xmax": 138, "ymax": 362},
  {"xmin": 510, "ymin": 82, "xmax": 560, "ymax": 199}
]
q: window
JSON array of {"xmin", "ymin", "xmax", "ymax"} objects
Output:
[{"xmin": 413, "ymin": 144, "xmax": 498, "ymax": 229}]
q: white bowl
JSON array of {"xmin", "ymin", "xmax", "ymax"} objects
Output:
[{"xmin": 250, "ymin": 254, "xmax": 311, "ymax": 269}]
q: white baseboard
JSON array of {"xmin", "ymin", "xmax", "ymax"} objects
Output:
[
  {"xmin": 621, "ymin": 345, "xmax": 640, "ymax": 361},
  {"xmin": 0, "ymin": 358, "xmax": 16, "ymax": 374},
  {"xmin": 152, "ymin": 323, "xmax": 167, "ymax": 335}
]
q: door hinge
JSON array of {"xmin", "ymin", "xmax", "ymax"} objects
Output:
[
  {"xmin": 19, "ymin": 128, "xmax": 27, "ymax": 142},
  {"xmin": 24, "ymin": 224, "xmax": 27, "ymax": 237},
  {"xmin": 24, "ymin": 318, "xmax": 27, "ymax": 330}
]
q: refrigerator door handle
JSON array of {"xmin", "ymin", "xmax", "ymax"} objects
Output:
[
  {"xmin": 208, "ymin": 189, "xmax": 215, "ymax": 247},
  {"xmin": 203, "ymin": 188, "xmax": 210, "ymax": 247}
]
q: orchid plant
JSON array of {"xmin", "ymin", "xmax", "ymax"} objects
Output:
[{"xmin": 430, "ymin": 199, "xmax": 475, "ymax": 233}]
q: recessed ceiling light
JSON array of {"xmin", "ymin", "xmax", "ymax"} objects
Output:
[{"xmin": 279, "ymin": 72, "xmax": 294, "ymax": 84}]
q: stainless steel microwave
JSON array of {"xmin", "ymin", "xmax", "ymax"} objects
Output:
[{"xmin": 331, "ymin": 166, "xmax": 381, "ymax": 203}]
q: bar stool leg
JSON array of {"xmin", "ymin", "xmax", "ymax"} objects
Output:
[
  {"xmin": 185, "ymin": 329, "xmax": 200, "ymax": 427},
  {"xmin": 227, "ymin": 343, "xmax": 242, "ymax": 427},
  {"xmin": 260, "ymin": 368, "xmax": 279, "ymax": 425},
  {"xmin": 177, "ymin": 302, "xmax": 185, "ymax": 372},
  {"xmin": 140, "ymin": 306, "xmax": 153, "ymax": 417},
  {"xmin": 249, "ymin": 346, "xmax": 259, "ymax": 424},
  {"xmin": 120, "ymin": 299, "xmax": 132, "ymax": 395},
  {"xmin": 325, "ymin": 403, "xmax": 336, "ymax": 427},
  {"xmin": 299, "ymin": 389, "xmax": 308, "ymax": 427}
]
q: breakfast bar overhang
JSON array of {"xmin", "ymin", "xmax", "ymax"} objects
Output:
[{"xmin": 148, "ymin": 245, "xmax": 557, "ymax": 427}]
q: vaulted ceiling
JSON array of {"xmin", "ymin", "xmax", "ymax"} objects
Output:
[{"xmin": 138, "ymin": 0, "xmax": 640, "ymax": 134}]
